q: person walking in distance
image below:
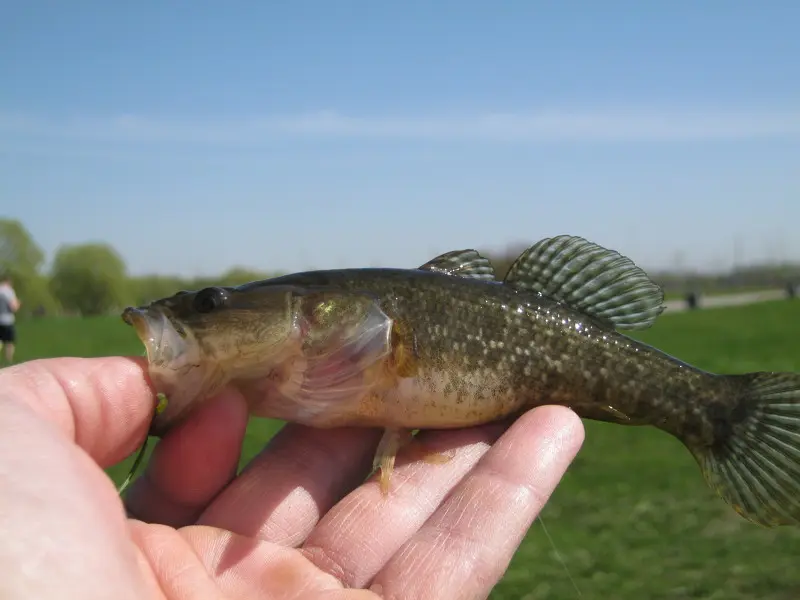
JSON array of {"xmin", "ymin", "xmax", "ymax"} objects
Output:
[{"xmin": 0, "ymin": 273, "xmax": 21, "ymax": 365}]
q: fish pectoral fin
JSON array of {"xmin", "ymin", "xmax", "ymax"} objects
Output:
[
  {"xmin": 418, "ymin": 249, "xmax": 497, "ymax": 281},
  {"xmin": 373, "ymin": 427, "xmax": 414, "ymax": 496},
  {"xmin": 503, "ymin": 235, "xmax": 665, "ymax": 331},
  {"xmin": 290, "ymin": 290, "xmax": 394, "ymax": 406}
]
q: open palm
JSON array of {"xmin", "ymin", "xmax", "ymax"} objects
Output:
[{"xmin": 0, "ymin": 356, "xmax": 583, "ymax": 600}]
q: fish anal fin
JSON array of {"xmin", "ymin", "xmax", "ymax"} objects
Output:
[
  {"xmin": 602, "ymin": 404, "xmax": 631, "ymax": 422},
  {"xmin": 571, "ymin": 402, "xmax": 634, "ymax": 425},
  {"xmin": 503, "ymin": 235, "xmax": 665, "ymax": 331},
  {"xmin": 418, "ymin": 249, "xmax": 496, "ymax": 281}
]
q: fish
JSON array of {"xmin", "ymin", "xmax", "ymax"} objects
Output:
[{"xmin": 121, "ymin": 235, "xmax": 800, "ymax": 527}]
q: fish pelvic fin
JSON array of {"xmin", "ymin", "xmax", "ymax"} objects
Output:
[
  {"xmin": 689, "ymin": 372, "xmax": 800, "ymax": 527},
  {"xmin": 503, "ymin": 235, "xmax": 665, "ymax": 330}
]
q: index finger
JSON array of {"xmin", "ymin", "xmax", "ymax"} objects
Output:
[
  {"xmin": 368, "ymin": 405, "xmax": 584, "ymax": 599},
  {"xmin": 0, "ymin": 356, "xmax": 157, "ymax": 467}
]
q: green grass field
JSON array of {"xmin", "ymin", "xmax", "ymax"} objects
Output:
[{"xmin": 10, "ymin": 300, "xmax": 800, "ymax": 599}]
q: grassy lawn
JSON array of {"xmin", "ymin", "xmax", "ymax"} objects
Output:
[{"xmin": 10, "ymin": 300, "xmax": 800, "ymax": 599}]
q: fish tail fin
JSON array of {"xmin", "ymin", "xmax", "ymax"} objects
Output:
[{"xmin": 688, "ymin": 372, "xmax": 800, "ymax": 527}]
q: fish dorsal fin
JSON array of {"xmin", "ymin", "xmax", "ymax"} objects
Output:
[
  {"xmin": 503, "ymin": 235, "xmax": 665, "ymax": 330},
  {"xmin": 418, "ymin": 249, "xmax": 496, "ymax": 281}
]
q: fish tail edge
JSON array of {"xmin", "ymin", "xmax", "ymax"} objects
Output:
[{"xmin": 689, "ymin": 371, "xmax": 800, "ymax": 527}]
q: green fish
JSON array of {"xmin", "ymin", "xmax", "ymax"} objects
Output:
[{"xmin": 122, "ymin": 235, "xmax": 800, "ymax": 527}]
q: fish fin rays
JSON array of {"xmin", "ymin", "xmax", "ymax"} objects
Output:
[
  {"xmin": 389, "ymin": 318, "xmax": 420, "ymax": 378},
  {"xmin": 256, "ymin": 291, "xmax": 428, "ymax": 424},
  {"xmin": 373, "ymin": 428, "xmax": 413, "ymax": 495},
  {"xmin": 570, "ymin": 403, "xmax": 634, "ymax": 425},
  {"xmin": 575, "ymin": 403, "xmax": 633, "ymax": 423},
  {"xmin": 259, "ymin": 291, "xmax": 395, "ymax": 417},
  {"xmin": 418, "ymin": 249, "xmax": 497, "ymax": 281},
  {"xmin": 371, "ymin": 428, "xmax": 454, "ymax": 495},
  {"xmin": 504, "ymin": 235, "xmax": 665, "ymax": 331},
  {"xmin": 688, "ymin": 372, "xmax": 800, "ymax": 527}
]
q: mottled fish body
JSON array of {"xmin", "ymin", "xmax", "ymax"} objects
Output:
[{"xmin": 122, "ymin": 236, "xmax": 800, "ymax": 527}]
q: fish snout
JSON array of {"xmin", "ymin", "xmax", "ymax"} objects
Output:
[
  {"xmin": 122, "ymin": 306, "xmax": 143, "ymax": 325},
  {"xmin": 122, "ymin": 306, "xmax": 152, "ymax": 339}
]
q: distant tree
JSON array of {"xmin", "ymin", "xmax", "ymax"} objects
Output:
[
  {"xmin": 13, "ymin": 273, "xmax": 61, "ymax": 317},
  {"xmin": 50, "ymin": 243, "xmax": 131, "ymax": 315},
  {"xmin": 0, "ymin": 218, "xmax": 45, "ymax": 275},
  {"xmin": 218, "ymin": 267, "xmax": 275, "ymax": 286},
  {"xmin": 0, "ymin": 218, "xmax": 59, "ymax": 315},
  {"xmin": 129, "ymin": 275, "xmax": 191, "ymax": 306},
  {"xmin": 127, "ymin": 268, "xmax": 282, "ymax": 306}
]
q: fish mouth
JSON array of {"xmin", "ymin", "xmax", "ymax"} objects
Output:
[
  {"xmin": 122, "ymin": 305, "xmax": 211, "ymax": 437},
  {"xmin": 122, "ymin": 306, "xmax": 188, "ymax": 368}
]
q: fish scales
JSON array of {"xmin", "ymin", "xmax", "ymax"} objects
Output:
[
  {"xmin": 121, "ymin": 235, "xmax": 800, "ymax": 528},
  {"xmin": 263, "ymin": 267, "xmax": 710, "ymax": 437}
]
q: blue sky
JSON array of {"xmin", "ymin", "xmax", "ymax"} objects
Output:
[{"xmin": 1, "ymin": 2, "xmax": 799, "ymax": 277}]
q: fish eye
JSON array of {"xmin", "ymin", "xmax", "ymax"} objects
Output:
[{"xmin": 193, "ymin": 287, "xmax": 227, "ymax": 313}]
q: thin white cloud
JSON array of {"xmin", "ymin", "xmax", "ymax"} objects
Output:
[{"xmin": 2, "ymin": 108, "xmax": 800, "ymax": 144}]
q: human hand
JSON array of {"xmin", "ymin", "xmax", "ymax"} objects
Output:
[{"xmin": 0, "ymin": 356, "xmax": 584, "ymax": 600}]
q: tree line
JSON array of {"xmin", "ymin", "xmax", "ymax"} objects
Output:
[
  {"xmin": 2, "ymin": 218, "xmax": 798, "ymax": 318},
  {"xmin": 0, "ymin": 218, "xmax": 283, "ymax": 317}
]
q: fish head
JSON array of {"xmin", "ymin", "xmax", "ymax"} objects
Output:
[{"xmin": 122, "ymin": 284, "xmax": 298, "ymax": 436}]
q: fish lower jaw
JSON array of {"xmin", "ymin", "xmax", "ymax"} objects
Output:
[
  {"xmin": 145, "ymin": 360, "xmax": 221, "ymax": 436},
  {"xmin": 147, "ymin": 362, "xmax": 195, "ymax": 391}
]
